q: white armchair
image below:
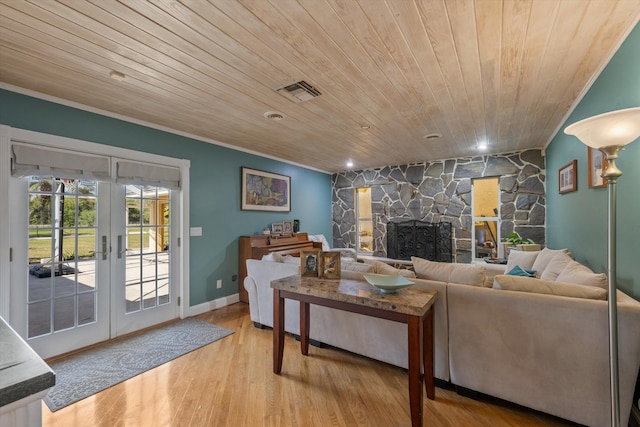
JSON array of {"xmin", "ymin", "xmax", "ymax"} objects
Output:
[{"xmin": 308, "ymin": 234, "xmax": 357, "ymax": 262}]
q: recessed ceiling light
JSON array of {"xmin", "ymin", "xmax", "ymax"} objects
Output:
[
  {"xmin": 346, "ymin": 160, "xmax": 354, "ymax": 168},
  {"xmin": 109, "ymin": 70, "xmax": 125, "ymax": 81},
  {"xmin": 477, "ymin": 142, "xmax": 488, "ymax": 150},
  {"xmin": 263, "ymin": 111, "xmax": 286, "ymax": 120},
  {"xmin": 423, "ymin": 133, "xmax": 442, "ymax": 140},
  {"xmin": 360, "ymin": 125, "xmax": 370, "ymax": 130}
]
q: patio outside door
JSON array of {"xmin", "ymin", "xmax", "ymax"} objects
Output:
[{"xmin": 13, "ymin": 176, "xmax": 178, "ymax": 358}]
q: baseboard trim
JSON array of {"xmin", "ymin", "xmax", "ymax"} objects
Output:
[{"xmin": 187, "ymin": 293, "xmax": 240, "ymax": 316}]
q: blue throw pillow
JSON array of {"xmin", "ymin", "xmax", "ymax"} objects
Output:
[{"xmin": 506, "ymin": 265, "xmax": 537, "ymax": 277}]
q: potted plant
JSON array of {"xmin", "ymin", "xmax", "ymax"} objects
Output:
[{"xmin": 501, "ymin": 231, "xmax": 541, "ymax": 255}]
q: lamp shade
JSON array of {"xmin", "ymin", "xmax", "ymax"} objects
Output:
[{"xmin": 564, "ymin": 107, "xmax": 640, "ymax": 148}]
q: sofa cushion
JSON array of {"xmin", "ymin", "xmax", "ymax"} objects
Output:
[
  {"xmin": 365, "ymin": 260, "xmax": 417, "ymax": 278},
  {"xmin": 556, "ymin": 261, "xmax": 608, "ymax": 289},
  {"xmin": 449, "ymin": 263, "xmax": 487, "ymax": 287},
  {"xmin": 261, "ymin": 252, "xmax": 284, "ymax": 263},
  {"xmin": 412, "ymin": 257, "xmax": 452, "ymax": 282},
  {"xmin": 493, "ymin": 275, "xmax": 607, "ymax": 300},
  {"xmin": 412, "ymin": 257, "xmax": 486, "ymax": 287},
  {"xmin": 539, "ymin": 251, "xmax": 574, "ymax": 281},
  {"xmin": 531, "ymin": 248, "xmax": 569, "ymax": 275},
  {"xmin": 505, "ymin": 249, "xmax": 540, "ymax": 272},
  {"xmin": 506, "ymin": 265, "xmax": 536, "ymax": 277},
  {"xmin": 341, "ymin": 262, "xmax": 374, "ymax": 273}
]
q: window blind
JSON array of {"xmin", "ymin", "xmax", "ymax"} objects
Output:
[
  {"xmin": 11, "ymin": 143, "xmax": 110, "ymax": 180},
  {"xmin": 116, "ymin": 160, "xmax": 180, "ymax": 190}
]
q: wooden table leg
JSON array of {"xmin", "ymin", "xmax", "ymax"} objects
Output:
[
  {"xmin": 408, "ymin": 315, "xmax": 423, "ymax": 427},
  {"xmin": 423, "ymin": 306, "xmax": 435, "ymax": 400},
  {"xmin": 273, "ymin": 289, "xmax": 285, "ymax": 374},
  {"xmin": 300, "ymin": 301, "xmax": 310, "ymax": 355}
]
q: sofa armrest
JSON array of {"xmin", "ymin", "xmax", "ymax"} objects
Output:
[{"xmin": 447, "ymin": 283, "xmax": 640, "ymax": 427}]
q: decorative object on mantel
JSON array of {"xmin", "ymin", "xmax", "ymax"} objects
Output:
[
  {"xmin": 558, "ymin": 160, "xmax": 577, "ymax": 194},
  {"xmin": 241, "ymin": 167, "xmax": 291, "ymax": 212},
  {"xmin": 282, "ymin": 220, "xmax": 294, "ymax": 234},
  {"xmin": 500, "ymin": 231, "xmax": 539, "ymax": 257},
  {"xmin": 565, "ymin": 106, "xmax": 640, "ymax": 427}
]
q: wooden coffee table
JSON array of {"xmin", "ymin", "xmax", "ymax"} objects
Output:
[{"xmin": 271, "ymin": 275, "xmax": 437, "ymax": 427}]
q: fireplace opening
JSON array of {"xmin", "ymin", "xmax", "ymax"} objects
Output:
[{"xmin": 387, "ymin": 220, "xmax": 452, "ymax": 262}]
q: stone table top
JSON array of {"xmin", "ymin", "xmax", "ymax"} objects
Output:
[
  {"xmin": 0, "ymin": 316, "xmax": 55, "ymax": 407},
  {"xmin": 271, "ymin": 275, "xmax": 437, "ymax": 317}
]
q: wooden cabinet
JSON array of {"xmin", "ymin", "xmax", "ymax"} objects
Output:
[{"xmin": 238, "ymin": 233, "xmax": 321, "ymax": 303}]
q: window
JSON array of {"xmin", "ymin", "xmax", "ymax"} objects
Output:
[
  {"xmin": 472, "ymin": 177, "xmax": 499, "ymax": 259},
  {"xmin": 355, "ymin": 188, "xmax": 373, "ymax": 253}
]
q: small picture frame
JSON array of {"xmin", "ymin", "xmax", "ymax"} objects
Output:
[
  {"xmin": 588, "ymin": 147, "xmax": 607, "ymax": 188},
  {"xmin": 300, "ymin": 249, "xmax": 321, "ymax": 277},
  {"xmin": 282, "ymin": 220, "xmax": 294, "ymax": 235},
  {"xmin": 558, "ymin": 160, "xmax": 577, "ymax": 194},
  {"xmin": 271, "ymin": 222, "xmax": 284, "ymax": 235},
  {"xmin": 320, "ymin": 251, "xmax": 341, "ymax": 279}
]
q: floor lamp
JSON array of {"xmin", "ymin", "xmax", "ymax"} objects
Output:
[{"xmin": 565, "ymin": 107, "xmax": 640, "ymax": 427}]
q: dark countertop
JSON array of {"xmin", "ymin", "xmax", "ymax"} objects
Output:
[{"xmin": 0, "ymin": 316, "xmax": 55, "ymax": 407}]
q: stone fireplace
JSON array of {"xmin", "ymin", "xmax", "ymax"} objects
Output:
[
  {"xmin": 387, "ymin": 220, "xmax": 452, "ymax": 262},
  {"xmin": 331, "ymin": 149, "xmax": 546, "ymax": 262}
]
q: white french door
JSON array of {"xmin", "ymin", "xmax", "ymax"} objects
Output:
[
  {"xmin": 111, "ymin": 183, "xmax": 178, "ymax": 336},
  {"xmin": 11, "ymin": 176, "xmax": 179, "ymax": 358}
]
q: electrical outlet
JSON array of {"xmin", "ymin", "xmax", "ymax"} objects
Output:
[{"xmin": 216, "ymin": 279, "xmax": 222, "ymax": 289}]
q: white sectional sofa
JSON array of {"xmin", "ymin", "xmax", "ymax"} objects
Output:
[{"xmin": 243, "ymin": 249, "xmax": 640, "ymax": 427}]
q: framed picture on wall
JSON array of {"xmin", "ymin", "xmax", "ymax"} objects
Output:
[
  {"xmin": 558, "ymin": 160, "xmax": 577, "ymax": 194},
  {"xmin": 588, "ymin": 147, "xmax": 607, "ymax": 188},
  {"xmin": 241, "ymin": 167, "xmax": 291, "ymax": 212}
]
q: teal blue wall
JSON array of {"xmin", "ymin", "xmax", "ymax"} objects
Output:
[
  {"xmin": 546, "ymin": 23, "xmax": 640, "ymax": 299},
  {"xmin": 0, "ymin": 89, "xmax": 332, "ymax": 306}
]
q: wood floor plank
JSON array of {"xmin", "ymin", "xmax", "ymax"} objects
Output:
[{"xmin": 42, "ymin": 303, "xmax": 578, "ymax": 427}]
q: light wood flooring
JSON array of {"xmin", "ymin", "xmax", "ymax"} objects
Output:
[{"xmin": 42, "ymin": 303, "xmax": 579, "ymax": 427}]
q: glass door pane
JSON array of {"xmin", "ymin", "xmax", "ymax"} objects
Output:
[{"xmin": 23, "ymin": 177, "xmax": 109, "ymax": 357}]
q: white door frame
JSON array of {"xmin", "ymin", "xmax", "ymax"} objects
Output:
[{"xmin": 0, "ymin": 125, "xmax": 190, "ymax": 353}]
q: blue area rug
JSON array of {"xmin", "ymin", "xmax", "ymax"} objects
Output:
[{"xmin": 44, "ymin": 318, "xmax": 233, "ymax": 412}]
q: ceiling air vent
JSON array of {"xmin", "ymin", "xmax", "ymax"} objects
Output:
[{"xmin": 275, "ymin": 80, "xmax": 321, "ymax": 103}]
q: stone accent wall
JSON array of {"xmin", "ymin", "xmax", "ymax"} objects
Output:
[{"xmin": 332, "ymin": 149, "xmax": 546, "ymax": 263}]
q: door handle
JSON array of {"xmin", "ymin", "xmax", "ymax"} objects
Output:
[
  {"xmin": 94, "ymin": 236, "xmax": 108, "ymax": 261},
  {"xmin": 117, "ymin": 235, "xmax": 125, "ymax": 258}
]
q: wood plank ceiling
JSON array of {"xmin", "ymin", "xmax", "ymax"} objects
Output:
[{"xmin": 1, "ymin": 0, "xmax": 639, "ymax": 173}]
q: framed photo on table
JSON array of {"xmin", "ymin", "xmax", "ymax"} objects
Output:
[
  {"xmin": 282, "ymin": 220, "xmax": 294, "ymax": 235},
  {"xmin": 558, "ymin": 160, "xmax": 577, "ymax": 194},
  {"xmin": 300, "ymin": 249, "xmax": 321, "ymax": 277},
  {"xmin": 588, "ymin": 147, "xmax": 607, "ymax": 188},
  {"xmin": 320, "ymin": 251, "xmax": 341, "ymax": 279}
]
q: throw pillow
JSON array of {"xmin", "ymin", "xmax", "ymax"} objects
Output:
[
  {"xmin": 531, "ymin": 248, "xmax": 569, "ymax": 275},
  {"xmin": 341, "ymin": 262, "xmax": 374, "ymax": 273},
  {"xmin": 493, "ymin": 275, "xmax": 607, "ymax": 300},
  {"xmin": 449, "ymin": 263, "xmax": 487, "ymax": 287},
  {"xmin": 556, "ymin": 261, "xmax": 607, "ymax": 289},
  {"xmin": 505, "ymin": 249, "xmax": 540, "ymax": 273},
  {"xmin": 261, "ymin": 253, "xmax": 283, "ymax": 263},
  {"xmin": 411, "ymin": 257, "xmax": 453, "ymax": 282},
  {"xmin": 369, "ymin": 260, "xmax": 417, "ymax": 278},
  {"xmin": 539, "ymin": 251, "xmax": 574, "ymax": 281},
  {"xmin": 282, "ymin": 255, "xmax": 300, "ymax": 265},
  {"xmin": 506, "ymin": 265, "xmax": 536, "ymax": 277}
]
